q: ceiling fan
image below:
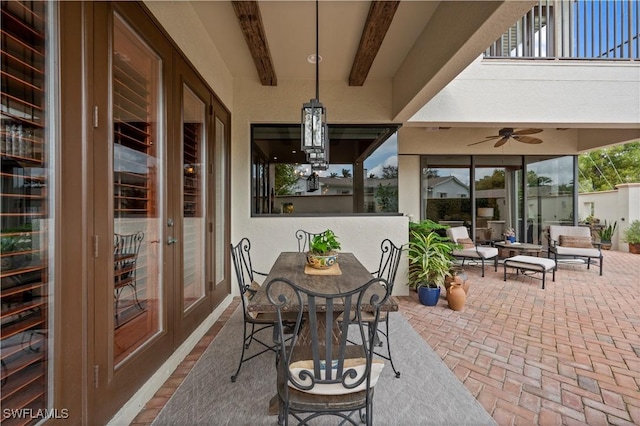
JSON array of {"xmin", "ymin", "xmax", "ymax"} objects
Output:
[{"xmin": 468, "ymin": 128, "xmax": 543, "ymax": 148}]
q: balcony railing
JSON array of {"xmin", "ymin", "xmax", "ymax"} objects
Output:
[{"xmin": 485, "ymin": 0, "xmax": 640, "ymax": 60}]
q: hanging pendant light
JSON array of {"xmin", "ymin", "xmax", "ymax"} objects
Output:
[{"xmin": 301, "ymin": 0, "xmax": 329, "ymax": 171}]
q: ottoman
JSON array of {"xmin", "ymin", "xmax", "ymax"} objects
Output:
[{"xmin": 503, "ymin": 255, "xmax": 556, "ymax": 289}]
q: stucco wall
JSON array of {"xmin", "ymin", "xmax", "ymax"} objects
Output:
[
  {"xmin": 144, "ymin": 1, "xmax": 234, "ymax": 109},
  {"xmin": 410, "ymin": 56, "xmax": 640, "ymax": 129},
  {"xmin": 579, "ymin": 183, "xmax": 640, "ymax": 252}
]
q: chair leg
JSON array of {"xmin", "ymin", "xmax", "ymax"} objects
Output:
[
  {"xmin": 231, "ymin": 321, "xmax": 250, "ymax": 382},
  {"xmin": 480, "ymin": 258, "xmax": 485, "ymax": 277},
  {"xmin": 599, "ymin": 256, "xmax": 603, "ymax": 275},
  {"xmin": 384, "ymin": 319, "xmax": 400, "ymax": 378}
]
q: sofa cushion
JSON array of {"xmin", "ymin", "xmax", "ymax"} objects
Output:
[{"xmin": 559, "ymin": 235, "xmax": 593, "ymax": 248}]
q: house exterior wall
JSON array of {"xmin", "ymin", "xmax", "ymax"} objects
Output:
[
  {"xmin": 144, "ymin": 1, "xmax": 234, "ymax": 108},
  {"xmin": 410, "ymin": 56, "xmax": 640, "ymax": 130},
  {"xmin": 231, "ymin": 78, "xmax": 410, "ymax": 295},
  {"xmin": 579, "ymin": 183, "xmax": 640, "ymax": 251}
]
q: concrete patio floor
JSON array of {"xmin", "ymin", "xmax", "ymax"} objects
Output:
[{"xmin": 132, "ymin": 250, "xmax": 639, "ymax": 425}]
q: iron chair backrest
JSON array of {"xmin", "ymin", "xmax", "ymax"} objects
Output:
[
  {"xmin": 373, "ymin": 239, "xmax": 402, "ymax": 289},
  {"xmin": 295, "ymin": 229, "xmax": 330, "ymax": 252},
  {"xmin": 114, "ymin": 231, "xmax": 144, "ymax": 257},
  {"xmin": 265, "ymin": 276, "xmax": 391, "ymax": 397},
  {"xmin": 230, "ymin": 238, "xmax": 262, "ymax": 312}
]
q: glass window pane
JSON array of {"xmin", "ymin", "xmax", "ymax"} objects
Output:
[
  {"xmin": 215, "ymin": 117, "xmax": 225, "ymax": 285},
  {"xmin": 423, "ymin": 164, "xmax": 471, "ymax": 227},
  {"xmin": 526, "ymin": 156, "xmax": 575, "ymax": 245},
  {"xmin": 1, "ymin": 0, "xmax": 53, "ymax": 415},
  {"xmin": 112, "ymin": 13, "xmax": 163, "ymax": 364},
  {"xmin": 251, "ymin": 124, "xmax": 398, "ymax": 215},
  {"xmin": 182, "ymin": 85, "xmax": 205, "ymax": 310}
]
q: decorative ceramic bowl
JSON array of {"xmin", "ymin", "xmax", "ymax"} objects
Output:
[{"xmin": 306, "ymin": 251, "xmax": 338, "ymax": 269}]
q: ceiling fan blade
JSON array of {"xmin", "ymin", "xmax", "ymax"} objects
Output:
[
  {"xmin": 494, "ymin": 136, "xmax": 510, "ymax": 148},
  {"xmin": 468, "ymin": 136, "xmax": 499, "ymax": 146},
  {"xmin": 513, "ymin": 135, "xmax": 543, "ymax": 144},
  {"xmin": 513, "ymin": 128, "xmax": 542, "ymax": 135}
]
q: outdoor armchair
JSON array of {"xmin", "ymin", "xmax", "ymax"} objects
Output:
[
  {"xmin": 446, "ymin": 226, "xmax": 498, "ymax": 277},
  {"xmin": 547, "ymin": 225, "xmax": 603, "ymax": 275}
]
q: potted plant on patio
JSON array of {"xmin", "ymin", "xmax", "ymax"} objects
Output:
[
  {"xmin": 622, "ymin": 220, "xmax": 640, "ymax": 254},
  {"xmin": 306, "ymin": 229, "xmax": 341, "ymax": 269},
  {"xmin": 406, "ymin": 230, "xmax": 454, "ymax": 306},
  {"xmin": 598, "ymin": 220, "xmax": 617, "ymax": 250}
]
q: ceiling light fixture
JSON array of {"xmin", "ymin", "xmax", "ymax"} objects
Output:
[{"xmin": 301, "ymin": 0, "xmax": 329, "ymax": 171}]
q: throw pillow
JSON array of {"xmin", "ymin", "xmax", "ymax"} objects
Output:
[
  {"xmin": 456, "ymin": 238, "xmax": 475, "ymax": 249},
  {"xmin": 288, "ymin": 358, "xmax": 384, "ymax": 395},
  {"xmin": 559, "ymin": 235, "xmax": 593, "ymax": 248}
]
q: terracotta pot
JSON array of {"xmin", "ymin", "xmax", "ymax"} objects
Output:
[
  {"xmin": 444, "ymin": 268, "xmax": 469, "ymax": 296},
  {"xmin": 629, "ymin": 243, "xmax": 640, "ymax": 254},
  {"xmin": 447, "ymin": 282, "xmax": 466, "ymax": 311}
]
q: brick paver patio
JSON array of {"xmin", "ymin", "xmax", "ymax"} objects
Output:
[{"xmin": 132, "ymin": 250, "xmax": 639, "ymax": 425}]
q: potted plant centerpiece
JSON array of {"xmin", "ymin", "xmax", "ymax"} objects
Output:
[
  {"xmin": 406, "ymin": 229, "xmax": 454, "ymax": 306},
  {"xmin": 598, "ymin": 220, "xmax": 617, "ymax": 250},
  {"xmin": 306, "ymin": 230, "xmax": 341, "ymax": 269},
  {"xmin": 622, "ymin": 220, "xmax": 640, "ymax": 254}
]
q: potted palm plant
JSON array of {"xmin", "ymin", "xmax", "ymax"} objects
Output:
[
  {"xmin": 622, "ymin": 220, "xmax": 640, "ymax": 254},
  {"xmin": 598, "ymin": 220, "xmax": 617, "ymax": 250},
  {"xmin": 406, "ymin": 230, "xmax": 454, "ymax": 306},
  {"xmin": 306, "ymin": 230, "xmax": 341, "ymax": 269}
]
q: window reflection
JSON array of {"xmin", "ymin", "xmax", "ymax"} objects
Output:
[{"xmin": 252, "ymin": 125, "xmax": 399, "ymax": 215}]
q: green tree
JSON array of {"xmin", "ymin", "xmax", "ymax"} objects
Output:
[
  {"xmin": 475, "ymin": 169, "xmax": 504, "ymax": 190},
  {"xmin": 382, "ymin": 165, "xmax": 398, "ymax": 179},
  {"xmin": 578, "ymin": 141, "xmax": 640, "ymax": 192},
  {"xmin": 341, "ymin": 168, "xmax": 352, "ymax": 178},
  {"xmin": 374, "ymin": 183, "xmax": 398, "ymax": 212},
  {"xmin": 274, "ymin": 164, "xmax": 298, "ymax": 195},
  {"xmin": 329, "ymin": 172, "xmax": 338, "ymax": 178}
]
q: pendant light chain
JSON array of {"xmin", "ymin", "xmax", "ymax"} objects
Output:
[{"xmin": 315, "ymin": 0, "xmax": 319, "ymax": 101}]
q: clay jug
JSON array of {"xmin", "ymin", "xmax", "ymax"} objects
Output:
[{"xmin": 447, "ymin": 282, "xmax": 466, "ymax": 311}]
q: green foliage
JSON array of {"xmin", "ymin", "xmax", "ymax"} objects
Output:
[
  {"xmin": 475, "ymin": 169, "xmax": 504, "ymax": 190},
  {"xmin": 381, "ymin": 166, "xmax": 398, "ymax": 179},
  {"xmin": 374, "ymin": 183, "xmax": 398, "ymax": 212},
  {"xmin": 599, "ymin": 220, "xmax": 617, "ymax": 242},
  {"xmin": 274, "ymin": 164, "xmax": 298, "ymax": 196},
  {"xmin": 341, "ymin": 168, "xmax": 352, "ymax": 178},
  {"xmin": 622, "ymin": 220, "xmax": 640, "ymax": 244},
  {"xmin": 309, "ymin": 230, "xmax": 341, "ymax": 255},
  {"xmin": 406, "ymin": 230, "xmax": 454, "ymax": 289},
  {"xmin": 1, "ymin": 234, "xmax": 31, "ymax": 253},
  {"xmin": 408, "ymin": 219, "xmax": 449, "ymax": 236},
  {"xmin": 578, "ymin": 142, "xmax": 640, "ymax": 192}
]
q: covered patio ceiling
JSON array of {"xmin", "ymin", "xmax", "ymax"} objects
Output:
[{"xmin": 187, "ymin": 0, "xmax": 537, "ymax": 121}]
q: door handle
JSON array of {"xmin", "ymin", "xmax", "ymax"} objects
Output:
[{"xmin": 167, "ymin": 237, "xmax": 177, "ymax": 245}]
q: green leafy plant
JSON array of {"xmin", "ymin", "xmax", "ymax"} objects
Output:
[
  {"xmin": 309, "ymin": 230, "xmax": 341, "ymax": 255},
  {"xmin": 622, "ymin": 220, "xmax": 640, "ymax": 244},
  {"xmin": 599, "ymin": 220, "xmax": 617, "ymax": 242},
  {"xmin": 406, "ymin": 230, "xmax": 454, "ymax": 289}
]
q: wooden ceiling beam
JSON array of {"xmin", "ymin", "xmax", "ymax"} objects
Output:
[
  {"xmin": 349, "ymin": 1, "xmax": 400, "ymax": 86},
  {"xmin": 231, "ymin": 1, "xmax": 277, "ymax": 86}
]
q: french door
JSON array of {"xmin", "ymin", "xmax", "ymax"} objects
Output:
[{"xmin": 90, "ymin": 3, "xmax": 227, "ymax": 421}]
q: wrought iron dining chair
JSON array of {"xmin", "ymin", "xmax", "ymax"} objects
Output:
[
  {"xmin": 113, "ymin": 231, "xmax": 145, "ymax": 326},
  {"xmin": 266, "ymin": 276, "xmax": 391, "ymax": 426},
  {"xmin": 365, "ymin": 238, "xmax": 402, "ymax": 378},
  {"xmin": 295, "ymin": 229, "xmax": 329, "ymax": 252},
  {"xmin": 230, "ymin": 238, "xmax": 297, "ymax": 383}
]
